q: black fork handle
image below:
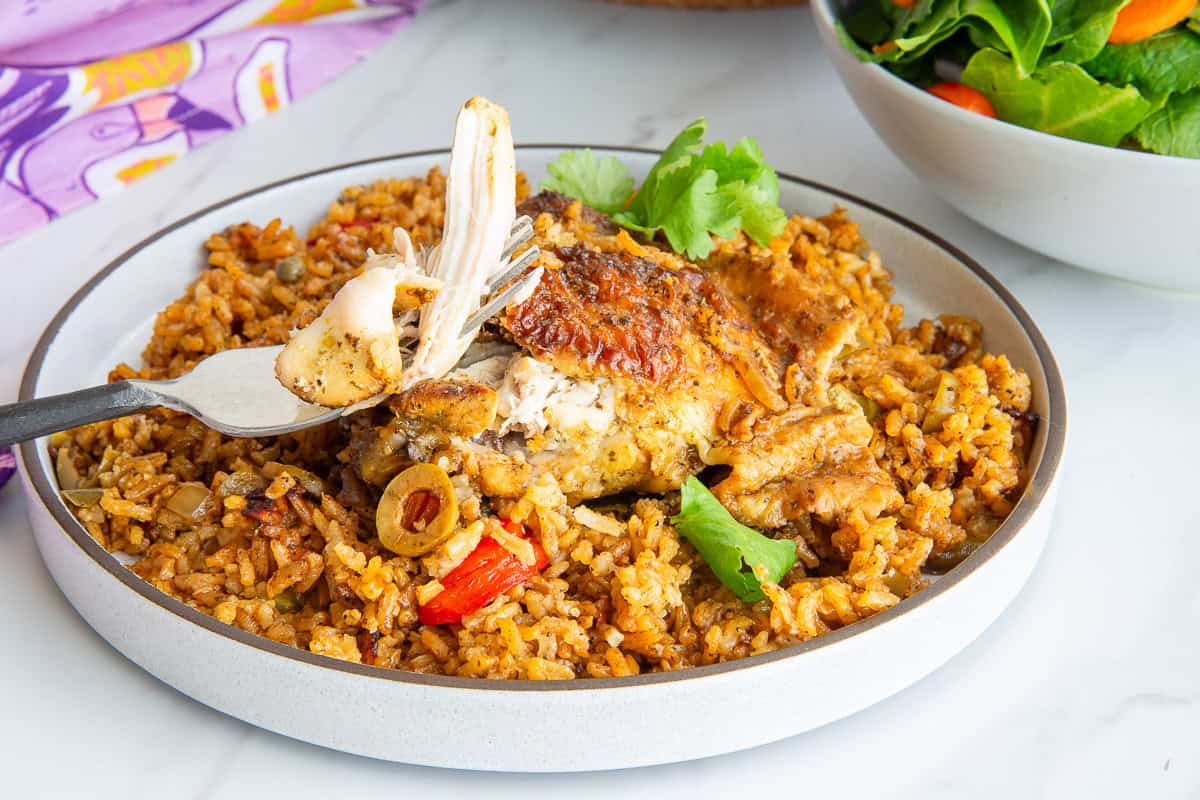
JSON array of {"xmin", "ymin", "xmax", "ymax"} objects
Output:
[{"xmin": 0, "ymin": 382, "xmax": 158, "ymax": 446}]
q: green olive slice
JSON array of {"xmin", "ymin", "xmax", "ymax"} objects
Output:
[{"xmin": 376, "ymin": 463, "xmax": 459, "ymax": 557}]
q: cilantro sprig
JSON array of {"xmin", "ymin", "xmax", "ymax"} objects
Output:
[
  {"xmin": 541, "ymin": 149, "xmax": 635, "ymax": 216},
  {"xmin": 540, "ymin": 118, "xmax": 787, "ymax": 259}
]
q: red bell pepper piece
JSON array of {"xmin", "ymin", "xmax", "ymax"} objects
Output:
[{"xmin": 419, "ymin": 521, "xmax": 548, "ymax": 626}]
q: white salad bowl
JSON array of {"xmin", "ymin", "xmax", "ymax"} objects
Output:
[
  {"xmin": 812, "ymin": 0, "xmax": 1200, "ymax": 292},
  {"xmin": 18, "ymin": 147, "xmax": 1066, "ymax": 772}
]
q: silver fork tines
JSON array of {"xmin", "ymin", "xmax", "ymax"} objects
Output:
[
  {"xmin": 499, "ymin": 215, "xmax": 533, "ymax": 263},
  {"xmin": 459, "ymin": 264, "xmax": 544, "ymax": 338},
  {"xmin": 485, "ymin": 245, "xmax": 540, "ymax": 295}
]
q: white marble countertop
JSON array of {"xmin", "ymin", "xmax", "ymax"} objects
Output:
[{"xmin": 2, "ymin": 0, "xmax": 1197, "ymax": 795}]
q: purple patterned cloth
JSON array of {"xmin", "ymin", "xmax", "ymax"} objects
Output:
[
  {"xmin": 0, "ymin": 0, "xmax": 421, "ymax": 244},
  {"xmin": 0, "ymin": 446, "xmax": 14, "ymax": 490}
]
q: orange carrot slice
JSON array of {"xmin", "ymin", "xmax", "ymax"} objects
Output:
[
  {"xmin": 928, "ymin": 83, "xmax": 998, "ymax": 118},
  {"xmin": 1109, "ymin": 0, "xmax": 1197, "ymax": 44}
]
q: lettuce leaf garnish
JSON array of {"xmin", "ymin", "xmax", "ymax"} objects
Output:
[
  {"xmin": 541, "ymin": 149, "xmax": 634, "ymax": 216},
  {"xmin": 541, "ymin": 119, "xmax": 786, "ymax": 259},
  {"xmin": 670, "ymin": 476, "xmax": 796, "ymax": 602}
]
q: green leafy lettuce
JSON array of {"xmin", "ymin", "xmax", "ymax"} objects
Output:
[
  {"xmin": 1086, "ymin": 29, "xmax": 1200, "ymax": 95},
  {"xmin": 541, "ymin": 119, "xmax": 786, "ymax": 259},
  {"xmin": 840, "ymin": 0, "xmax": 1055, "ymax": 76},
  {"xmin": 1133, "ymin": 89, "xmax": 1200, "ymax": 158},
  {"xmin": 835, "ymin": 0, "xmax": 1200, "ymax": 158},
  {"xmin": 670, "ymin": 476, "xmax": 796, "ymax": 602},
  {"xmin": 1044, "ymin": 0, "xmax": 1128, "ymax": 63},
  {"xmin": 540, "ymin": 149, "xmax": 634, "ymax": 216},
  {"xmin": 962, "ymin": 47, "xmax": 1154, "ymax": 146}
]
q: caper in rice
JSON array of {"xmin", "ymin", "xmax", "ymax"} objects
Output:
[
  {"xmin": 275, "ymin": 254, "xmax": 306, "ymax": 283},
  {"xmin": 263, "ymin": 462, "xmax": 326, "ymax": 498},
  {"xmin": 272, "ymin": 588, "xmax": 304, "ymax": 613},
  {"xmin": 216, "ymin": 470, "xmax": 269, "ymax": 497}
]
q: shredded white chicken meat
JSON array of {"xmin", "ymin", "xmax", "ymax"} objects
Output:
[
  {"xmin": 274, "ymin": 230, "xmax": 439, "ymax": 407},
  {"xmin": 494, "ymin": 355, "xmax": 615, "ymax": 438},
  {"xmin": 275, "ymin": 96, "xmax": 518, "ymax": 407},
  {"xmin": 403, "ymin": 97, "xmax": 516, "ymax": 388}
]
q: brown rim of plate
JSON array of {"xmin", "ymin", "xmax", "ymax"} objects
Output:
[{"xmin": 19, "ymin": 145, "xmax": 1067, "ymax": 693}]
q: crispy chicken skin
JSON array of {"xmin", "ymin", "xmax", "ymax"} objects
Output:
[{"xmin": 506, "ymin": 245, "xmax": 754, "ymax": 387}]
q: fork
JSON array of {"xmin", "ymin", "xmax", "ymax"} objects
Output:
[{"xmin": 0, "ymin": 220, "xmax": 541, "ymax": 446}]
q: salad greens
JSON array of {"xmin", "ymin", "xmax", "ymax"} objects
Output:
[
  {"xmin": 1132, "ymin": 89, "xmax": 1200, "ymax": 157},
  {"xmin": 837, "ymin": 0, "xmax": 1200, "ymax": 157},
  {"xmin": 1085, "ymin": 28, "xmax": 1200, "ymax": 94},
  {"xmin": 961, "ymin": 48, "xmax": 1156, "ymax": 145},
  {"xmin": 540, "ymin": 118, "xmax": 787, "ymax": 259},
  {"xmin": 670, "ymin": 476, "xmax": 797, "ymax": 602}
]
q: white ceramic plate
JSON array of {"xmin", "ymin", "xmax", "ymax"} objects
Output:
[{"xmin": 18, "ymin": 148, "xmax": 1066, "ymax": 772}]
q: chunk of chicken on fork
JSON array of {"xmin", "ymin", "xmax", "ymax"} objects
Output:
[{"xmin": 275, "ymin": 97, "xmax": 538, "ymax": 408}]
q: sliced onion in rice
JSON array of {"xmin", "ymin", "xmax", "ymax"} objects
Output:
[
  {"xmin": 55, "ymin": 448, "xmax": 81, "ymax": 490},
  {"xmin": 165, "ymin": 482, "xmax": 213, "ymax": 519},
  {"xmin": 572, "ymin": 506, "xmax": 624, "ymax": 537},
  {"xmin": 61, "ymin": 488, "xmax": 104, "ymax": 507},
  {"xmin": 488, "ymin": 522, "xmax": 536, "ymax": 567},
  {"xmin": 416, "ymin": 579, "xmax": 445, "ymax": 605}
]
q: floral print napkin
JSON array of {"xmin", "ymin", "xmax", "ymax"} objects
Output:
[{"xmin": 0, "ymin": 0, "xmax": 421, "ymax": 245}]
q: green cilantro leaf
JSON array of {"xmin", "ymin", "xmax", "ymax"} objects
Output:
[
  {"xmin": 540, "ymin": 149, "xmax": 634, "ymax": 215},
  {"xmin": 618, "ymin": 167, "xmax": 730, "ymax": 258},
  {"xmin": 670, "ymin": 476, "xmax": 797, "ymax": 603},
  {"xmin": 542, "ymin": 120, "xmax": 787, "ymax": 259},
  {"xmin": 613, "ymin": 118, "xmax": 786, "ymax": 259},
  {"xmin": 718, "ymin": 180, "xmax": 788, "ymax": 247}
]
